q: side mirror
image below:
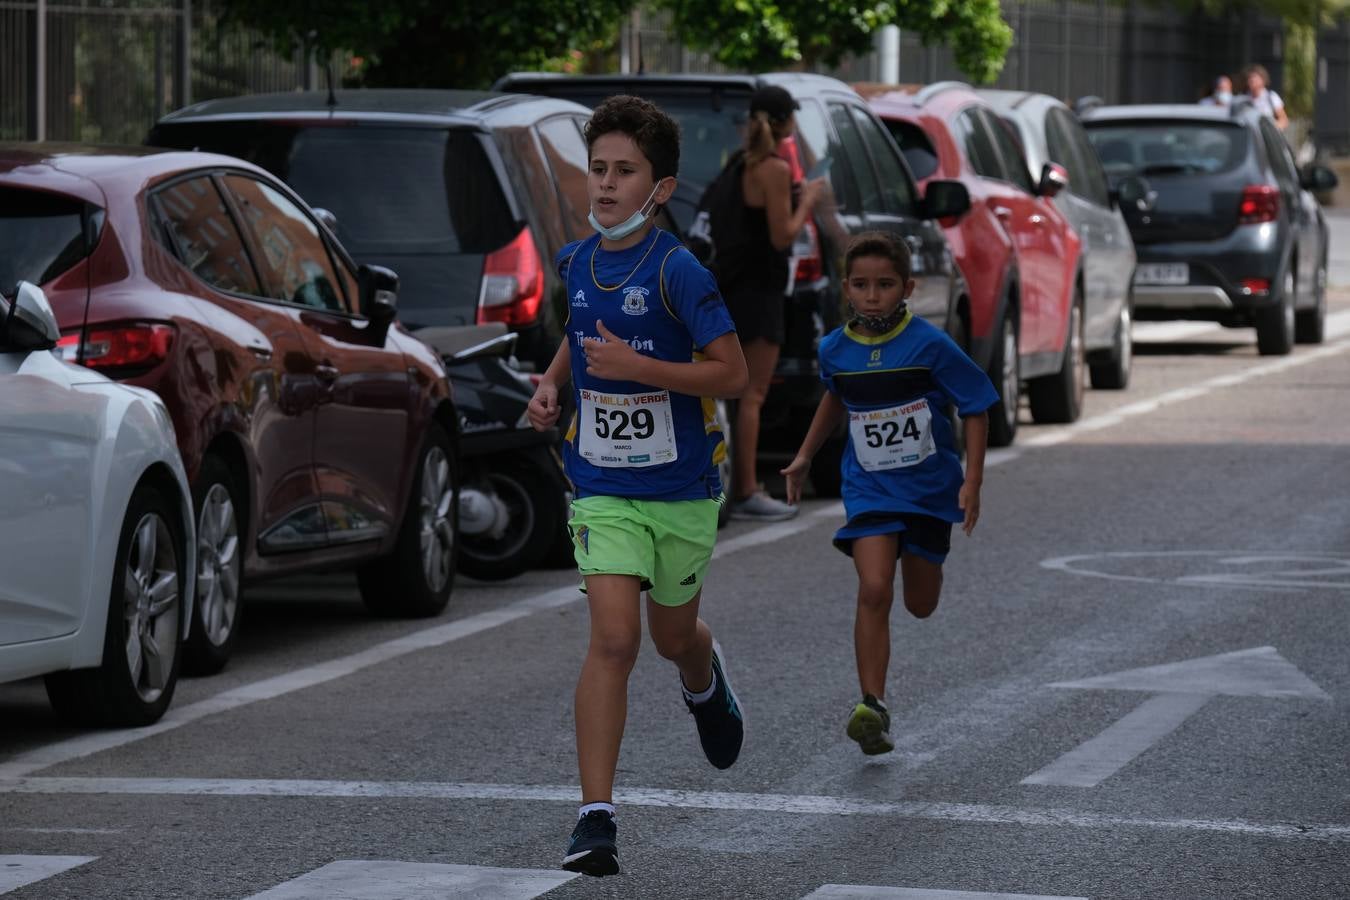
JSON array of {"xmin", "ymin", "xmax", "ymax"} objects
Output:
[
  {"xmin": 922, "ymin": 180, "xmax": 971, "ymax": 221},
  {"xmin": 1111, "ymin": 175, "xmax": 1155, "ymax": 212},
  {"xmin": 1, "ymin": 282, "xmax": 61, "ymax": 352},
  {"xmin": 358, "ymin": 264, "xmax": 399, "ymax": 326},
  {"xmin": 1300, "ymin": 164, "xmax": 1339, "ymax": 193},
  {"xmin": 312, "ymin": 207, "xmax": 339, "ymax": 234},
  {"xmin": 1038, "ymin": 162, "xmax": 1070, "ymax": 198}
]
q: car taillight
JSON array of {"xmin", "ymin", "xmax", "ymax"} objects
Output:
[
  {"xmin": 1239, "ymin": 278, "xmax": 1271, "ymax": 295},
  {"xmin": 55, "ymin": 323, "xmax": 176, "ymax": 372},
  {"xmin": 478, "ymin": 226, "xmax": 544, "ymax": 326},
  {"xmin": 1238, "ymin": 185, "xmax": 1279, "ymax": 224},
  {"xmin": 792, "ymin": 220, "xmax": 823, "ymax": 284}
]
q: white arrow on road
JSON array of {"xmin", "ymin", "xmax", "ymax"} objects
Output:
[{"xmin": 1022, "ymin": 646, "xmax": 1331, "ymax": 788}]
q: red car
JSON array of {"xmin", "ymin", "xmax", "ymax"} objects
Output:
[
  {"xmin": 861, "ymin": 82, "xmax": 1085, "ymax": 445},
  {"xmin": 0, "ymin": 145, "xmax": 460, "ymax": 673}
]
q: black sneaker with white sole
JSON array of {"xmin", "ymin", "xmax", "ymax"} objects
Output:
[
  {"xmin": 562, "ymin": 810, "xmax": 618, "ymax": 877},
  {"xmin": 684, "ymin": 640, "xmax": 745, "ymax": 770}
]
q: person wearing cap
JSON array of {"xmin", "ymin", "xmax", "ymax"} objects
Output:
[{"xmin": 716, "ymin": 84, "xmax": 824, "ymax": 521}]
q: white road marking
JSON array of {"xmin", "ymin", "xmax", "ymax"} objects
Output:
[
  {"xmin": 0, "ymin": 856, "xmax": 95, "ymax": 894},
  {"xmin": 801, "ymin": 887, "xmax": 1087, "ymax": 900},
  {"xmin": 242, "ymin": 861, "xmax": 575, "ymax": 900},
  {"xmin": 1022, "ymin": 647, "xmax": 1330, "ymax": 788},
  {"xmin": 1, "ymin": 777, "xmax": 1347, "ymax": 844},
  {"xmin": 1041, "ymin": 551, "xmax": 1350, "ymax": 592}
]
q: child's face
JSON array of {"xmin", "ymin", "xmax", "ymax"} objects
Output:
[
  {"xmin": 588, "ymin": 132, "xmax": 674, "ymax": 230},
  {"xmin": 845, "ymin": 255, "xmax": 915, "ymax": 318}
]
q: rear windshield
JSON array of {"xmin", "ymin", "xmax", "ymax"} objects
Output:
[
  {"xmin": 1084, "ymin": 121, "xmax": 1249, "ymax": 178},
  {"xmin": 882, "ymin": 119, "xmax": 940, "ymax": 181},
  {"xmin": 148, "ymin": 121, "xmax": 517, "ymax": 254},
  {"xmin": 0, "ymin": 187, "xmax": 96, "ymax": 291}
]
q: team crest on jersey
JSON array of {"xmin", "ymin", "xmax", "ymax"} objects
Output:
[
  {"xmin": 621, "ymin": 286, "xmax": 650, "ymax": 316},
  {"xmin": 868, "ymin": 348, "xmax": 883, "ymax": 368},
  {"xmin": 573, "ymin": 289, "xmax": 589, "ymax": 308}
]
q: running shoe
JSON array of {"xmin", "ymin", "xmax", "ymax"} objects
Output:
[
  {"xmin": 562, "ymin": 810, "xmax": 619, "ymax": 877},
  {"xmin": 684, "ymin": 640, "xmax": 745, "ymax": 769},
  {"xmin": 846, "ymin": 694, "xmax": 894, "ymax": 755},
  {"xmin": 729, "ymin": 491, "xmax": 799, "ymax": 522}
]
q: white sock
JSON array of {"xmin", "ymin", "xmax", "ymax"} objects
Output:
[
  {"xmin": 578, "ymin": 802, "xmax": 615, "ymax": 820},
  {"xmin": 682, "ymin": 668, "xmax": 718, "ymax": 705}
]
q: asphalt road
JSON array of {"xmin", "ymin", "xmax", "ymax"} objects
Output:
[{"xmin": 3, "ymin": 296, "xmax": 1349, "ymax": 900}]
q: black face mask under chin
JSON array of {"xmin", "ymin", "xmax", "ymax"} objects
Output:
[{"xmin": 848, "ymin": 304, "xmax": 906, "ymax": 334}]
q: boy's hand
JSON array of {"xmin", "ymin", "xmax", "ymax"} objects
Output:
[
  {"xmin": 527, "ymin": 381, "xmax": 561, "ymax": 431},
  {"xmin": 779, "ymin": 455, "xmax": 810, "ymax": 506},
  {"xmin": 959, "ymin": 479, "xmax": 981, "ymax": 536},
  {"xmin": 584, "ymin": 320, "xmax": 644, "ymax": 381}
]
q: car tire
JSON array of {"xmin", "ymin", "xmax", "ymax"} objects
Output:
[
  {"xmin": 357, "ymin": 423, "xmax": 458, "ymax": 616},
  {"xmin": 986, "ymin": 301, "xmax": 1020, "ymax": 447},
  {"xmin": 1089, "ymin": 289, "xmax": 1132, "ymax": 390},
  {"xmin": 808, "ymin": 436, "xmax": 845, "ymax": 498},
  {"xmin": 184, "ymin": 454, "xmax": 244, "ymax": 676},
  {"xmin": 458, "ymin": 455, "xmax": 559, "ymax": 581},
  {"xmin": 1029, "ymin": 289, "xmax": 1086, "ymax": 425},
  {"xmin": 715, "ymin": 399, "xmax": 734, "ymax": 528},
  {"xmin": 1294, "ymin": 251, "xmax": 1327, "ymax": 345},
  {"xmin": 1256, "ymin": 266, "xmax": 1296, "ymax": 356},
  {"xmin": 45, "ymin": 482, "xmax": 185, "ymax": 726}
]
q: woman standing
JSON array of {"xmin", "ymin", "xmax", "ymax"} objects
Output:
[{"xmin": 716, "ymin": 85, "xmax": 823, "ymax": 521}]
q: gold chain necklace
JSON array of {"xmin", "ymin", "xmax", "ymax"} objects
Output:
[{"xmin": 590, "ymin": 229, "xmax": 661, "ymax": 292}]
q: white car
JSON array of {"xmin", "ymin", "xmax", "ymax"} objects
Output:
[{"xmin": 0, "ymin": 283, "xmax": 195, "ymax": 726}]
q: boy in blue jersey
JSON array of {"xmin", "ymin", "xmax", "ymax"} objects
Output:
[
  {"xmin": 781, "ymin": 231, "xmax": 997, "ymax": 756},
  {"xmin": 526, "ymin": 95, "xmax": 750, "ymax": 877}
]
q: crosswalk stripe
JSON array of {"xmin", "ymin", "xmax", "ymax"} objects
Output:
[
  {"xmin": 800, "ymin": 887, "xmax": 1087, "ymax": 900},
  {"xmin": 241, "ymin": 861, "xmax": 576, "ymax": 900},
  {"xmin": 0, "ymin": 856, "xmax": 96, "ymax": 894}
]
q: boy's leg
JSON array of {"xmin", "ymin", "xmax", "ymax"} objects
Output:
[
  {"xmin": 852, "ymin": 533, "xmax": 899, "ymax": 700},
  {"xmin": 646, "ymin": 590, "xmax": 713, "ymax": 691},
  {"xmin": 900, "ymin": 554, "xmax": 944, "ymax": 619},
  {"xmin": 575, "ymin": 574, "xmax": 643, "ymax": 805}
]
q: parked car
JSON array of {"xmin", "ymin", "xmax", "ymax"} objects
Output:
[
  {"xmin": 0, "ymin": 145, "xmax": 460, "ymax": 675},
  {"xmin": 860, "ymin": 81, "xmax": 1085, "ymax": 446},
  {"xmin": 0, "ymin": 282, "xmax": 195, "ymax": 725},
  {"xmin": 148, "ymin": 89, "xmax": 598, "ymax": 375},
  {"xmin": 1080, "ymin": 101, "xmax": 1337, "ymax": 354},
  {"xmin": 494, "ymin": 72, "xmax": 971, "ymax": 494},
  {"xmin": 979, "ymin": 88, "xmax": 1138, "ymax": 390}
]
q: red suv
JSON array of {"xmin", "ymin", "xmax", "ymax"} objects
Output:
[
  {"xmin": 0, "ymin": 146, "xmax": 461, "ymax": 674},
  {"xmin": 861, "ymin": 82, "xmax": 1085, "ymax": 445}
]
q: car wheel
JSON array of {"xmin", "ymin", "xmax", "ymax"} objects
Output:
[
  {"xmin": 1029, "ymin": 289, "xmax": 1086, "ymax": 424},
  {"xmin": 45, "ymin": 482, "xmax": 185, "ymax": 726},
  {"xmin": 986, "ymin": 301, "xmax": 1020, "ymax": 447},
  {"xmin": 184, "ymin": 454, "xmax": 244, "ymax": 675},
  {"xmin": 715, "ymin": 399, "xmax": 734, "ymax": 528},
  {"xmin": 357, "ymin": 423, "xmax": 458, "ymax": 616},
  {"xmin": 1295, "ymin": 251, "xmax": 1327, "ymax": 345},
  {"xmin": 457, "ymin": 456, "xmax": 559, "ymax": 581},
  {"xmin": 1256, "ymin": 266, "xmax": 1296, "ymax": 356},
  {"xmin": 1090, "ymin": 288, "xmax": 1133, "ymax": 390}
]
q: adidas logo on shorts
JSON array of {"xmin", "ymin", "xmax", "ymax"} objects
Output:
[{"xmin": 680, "ymin": 572, "xmax": 697, "ymax": 586}]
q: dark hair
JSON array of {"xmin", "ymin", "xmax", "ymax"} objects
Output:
[
  {"xmin": 584, "ymin": 94, "xmax": 680, "ymax": 181},
  {"xmin": 1242, "ymin": 63, "xmax": 1271, "ymax": 86},
  {"xmin": 845, "ymin": 231, "xmax": 912, "ymax": 282}
]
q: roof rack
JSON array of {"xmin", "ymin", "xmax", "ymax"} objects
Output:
[{"xmin": 914, "ymin": 80, "xmax": 973, "ymax": 105}]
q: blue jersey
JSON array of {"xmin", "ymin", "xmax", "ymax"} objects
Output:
[
  {"xmin": 558, "ymin": 229, "xmax": 736, "ymax": 502},
  {"xmin": 818, "ymin": 310, "xmax": 998, "ymax": 523}
]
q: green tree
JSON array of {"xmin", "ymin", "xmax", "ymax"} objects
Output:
[
  {"xmin": 220, "ymin": 0, "xmax": 633, "ymax": 88},
  {"xmin": 656, "ymin": 0, "xmax": 1013, "ymax": 84}
]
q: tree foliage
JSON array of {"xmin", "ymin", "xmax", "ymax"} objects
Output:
[
  {"xmin": 656, "ymin": 0, "xmax": 1013, "ymax": 84},
  {"xmin": 219, "ymin": 0, "xmax": 633, "ymax": 88}
]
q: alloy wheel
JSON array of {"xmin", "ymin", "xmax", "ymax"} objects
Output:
[
  {"xmin": 419, "ymin": 446, "xmax": 456, "ymax": 592},
  {"xmin": 196, "ymin": 484, "xmax": 240, "ymax": 647},
  {"xmin": 123, "ymin": 512, "xmax": 180, "ymax": 703}
]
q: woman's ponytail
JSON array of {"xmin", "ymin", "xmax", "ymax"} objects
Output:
[{"xmin": 745, "ymin": 111, "xmax": 777, "ymax": 166}]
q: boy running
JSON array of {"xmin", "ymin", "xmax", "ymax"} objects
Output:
[
  {"xmin": 781, "ymin": 232, "xmax": 997, "ymax": 755},
  {"xmin": 526, "ymin": 95, "xmax": 750, "ymax": 877}
]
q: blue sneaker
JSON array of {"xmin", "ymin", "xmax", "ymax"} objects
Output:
[
  {"xmin": 562, "ymin": 810, "xmax": 618, "ymax": 877},
  {"xmin": 684, "ymin": 640, "xmax": 744, "ymax": 769}
]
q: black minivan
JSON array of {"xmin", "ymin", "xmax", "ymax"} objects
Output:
[
  {"xmin": 149, "ymin": 89, "xmax": 595, "ymax": 372},
  {"xmin": 495, "ymin": 72, "xmax": 970, "ymax": 493}
]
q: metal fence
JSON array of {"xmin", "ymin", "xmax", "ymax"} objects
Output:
[{"xmin": 1, "ymin": 0, "xmax": 317, "ymax": 144}]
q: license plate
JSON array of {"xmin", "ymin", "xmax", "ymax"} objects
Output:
[{"xmin": 1135, "ymin": 263, "xmax": 1189, "ymax": 286}]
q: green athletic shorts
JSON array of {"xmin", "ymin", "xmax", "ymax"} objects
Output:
[{"xmin": 569, "ymin": 495, "xmax": 720, "ymax": 606}]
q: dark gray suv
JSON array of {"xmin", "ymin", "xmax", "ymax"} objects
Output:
[{"xmin": 1081, "ymin": 102, "xmax": 1337, "ymax": 355}]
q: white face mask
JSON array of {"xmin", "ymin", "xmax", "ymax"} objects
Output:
[{"xmin": 589, "ymin": 181, "xmax": 664, "ymax": 241}]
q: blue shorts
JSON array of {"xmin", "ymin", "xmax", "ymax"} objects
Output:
[{"xmin": 832, "ymin": 512, "xmax": 952, "ymax": 565}]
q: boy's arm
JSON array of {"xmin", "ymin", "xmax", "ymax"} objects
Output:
[
  {"xmin": 780, "ymin": 390, "xmax": 846, "ymax": 505},
  {"xmin": 526, "ymin": 341, "xmax": 572, "ymax": 431},
  {"xmin": 958, "ymin": 411, "xmax": 988, "ymax": 535},
  {"xmin": 581, "ymin": 321, "xmax": 748, "ymax": 399}
]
